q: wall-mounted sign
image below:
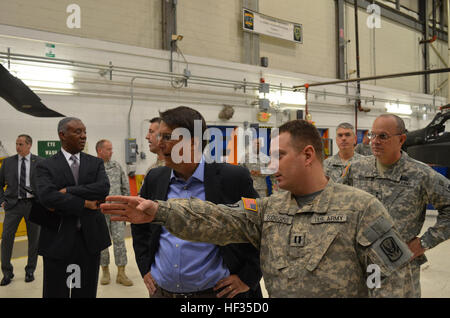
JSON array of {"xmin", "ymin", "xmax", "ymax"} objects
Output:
[
  {"xmin": 243, "ymin": 8, "xmax": 302, "ymax": 44},
  {"xmin": 38, "ymin": 140, "xmax": 61, "ymax": 158},
  {"xmin": 45, "ymin": 43, "xmax": 55, "ymax": 58}
]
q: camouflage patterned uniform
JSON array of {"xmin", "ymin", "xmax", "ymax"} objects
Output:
[
  {"xmin": 152, "ymin": 180, "xmax": 414, "ymax": 297},
  {"xmin": 145, "ymin": 159, "xmax": 165, "ymax": 175},
  {"xmin": 354, "ymin": 143, "xmax": 372, "ymax": 156},
  {"xmin": 101, "ymin": 160, "xmax": 130, "ymax": 267},
  {"xmin": 323, "ymin": 152, "xmax": 363, "ymax": 181},
  {"xmin": 340, "ymin": 152, "xmax": 450, "ymax": 297},
  {"xmin": 240, "ymin": 151, "xmax": 275, "ymax": 197}
]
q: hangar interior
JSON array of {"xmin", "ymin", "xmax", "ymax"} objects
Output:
[{"xmin": 0, "ymin": 0, "xmax": 449, "ymax": 298}]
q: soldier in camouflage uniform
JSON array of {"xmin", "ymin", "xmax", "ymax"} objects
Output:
[
  {"xmin": 339, "ymin": 114, "xmax": 450, "ymax": 297},
  {"xmin": 96, "ymin": 140, "xmax": 133, "ymax": 286},
  {"xmin": 102, "ymin": 120, "xmax": 414, "ymax": 298},
  {"xmin": 354, "ymin": 131, "xmax": 373, "ymax": 156},
  {"xmin": 323, "ymin": 123, "xmax": 364, "ymax": 181},
  {"xmin": 239, "ymin": 138, "xmax": 276, "ymax": 197}
]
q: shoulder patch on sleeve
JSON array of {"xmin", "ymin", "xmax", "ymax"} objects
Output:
[
  {"xmin": 360, "ymin": 216, "xmax": 413, "ymax": 275},
  {"xmin": 242, "ymin": 197, "xmax": 258, "ymax": 212},
  {"xmin": 379, "ymin": 237, "xmax": 404, "ymax": 262}
]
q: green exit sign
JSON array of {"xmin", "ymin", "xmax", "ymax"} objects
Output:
[{"xmin": 38, "ymin": 140, "xmax": 61, "ymax": 158}]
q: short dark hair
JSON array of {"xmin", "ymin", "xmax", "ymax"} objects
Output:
[
  {"xmin": 278, "ymin": 120, "xmax": 324, "ymax": 162},
  {"xmin": 58, "ymin": 117, "xmax": 82, "ymax": 134},
  {"xmin": 378, "ymin": 114, "xmax": 407, "ymax": 134},
  {"xmin": 159, "ymin": 106, "xmax": 207, "ymax": 150},
  {"xmin": 150, "ymin": 117, "xmax": 161, "ymax": 124},
  {"xmin": 95, "ymin": 139, "xmax": 110, "ymax": 152},
  {"xmin": 336, "ymin": 122, "xmax": 355, "ymax": 133},
  {"xmin": 18, "ymin": 134, "xmax": 32, "ymax": 145}
]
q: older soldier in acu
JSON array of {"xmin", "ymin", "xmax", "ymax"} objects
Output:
[
  {"xmin": 240, "ymin": 137, "xmax": 276, "ymax": 197},
  {"xmin": 323, "ymin": 123, "xmax": 363, "ymax": 181},
  {"xmin": 339, "ymin": 114, "xmax": 450, "ymax": 297},
  {"xmin": 354, "ymin": 130, "xmax": 372, "ymax": 156},
  {"xmin": 96, "ymin": 139, "xmax": 133, "ymax": 286},
  {"xmin": 102, "ymin": 120, "xmax": 415, "ymax": 298}
]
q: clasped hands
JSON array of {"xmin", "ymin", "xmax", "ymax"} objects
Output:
[{"xmin": 100, "ymin": 195, "xmax": 158, "ymax": 224}]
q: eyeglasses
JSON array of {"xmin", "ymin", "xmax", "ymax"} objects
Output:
[
  {"xmin": 367, "ymin": 132, "xmax": 403, "ymax": 141},
  {"xmin": 156, "ymin": 133, "xmax": 182, "ymax": 143},
  {"xmin": 156, "ymin": 133, "xmax": 173, "ymax": 142}
]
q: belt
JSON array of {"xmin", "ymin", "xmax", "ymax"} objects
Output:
[
  {"xmin": 18, "ymin": 198, "xmax": 33, "ymax": 201},
  {"xmin": 159, "ymin": 287, "xmax": 216, "ymax": 299}
]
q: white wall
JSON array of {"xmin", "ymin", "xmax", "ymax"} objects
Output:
[
  {"xmin": 0, "ymin": 24, "xmax": 445, "ymax": 170},
  {"xmin": 0, "ymin": 93, "xmax": 269, "ymax": 175},
  {"xmin": 0, "ymin": 0, "xmax": 448, "ymax": 100}
]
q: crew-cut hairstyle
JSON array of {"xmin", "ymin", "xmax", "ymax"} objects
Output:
[
  {"xmin": 58, "ymin": 117, "xmax": 82, "ymax": 134},
  {"xmin": 18, "ymin": 134, "xmax": 32, "ymax": 145},
  {"xmin": 95, "ymin": 139, "xmax": 110, "ymax": 152},
  {"xmin": 336, "ymin": 122, "xmax": 355, "ymax": 134},
  {"xmin": 278, "ymin": 120, "xmax": 324, "ymax": 162}
]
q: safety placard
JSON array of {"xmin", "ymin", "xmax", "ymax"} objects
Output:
[{"xmin": 38, "ymin": 140, "xmax": 61, "ymax": 158}]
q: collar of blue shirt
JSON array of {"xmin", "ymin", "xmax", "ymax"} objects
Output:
[{"xmin": 170, "ymin": 155, "xmax": 205, "ymax": 183}]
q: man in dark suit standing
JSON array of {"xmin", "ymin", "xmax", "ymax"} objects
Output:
[
  {"xmin": 36, "ymin": 117, "xmax": 111, "ymax": 298},
  {"xmin": 0, "ymin": 134, "xmax": 42, "ymax": 286},
  {"xmin": 132, "ymin": 106, "xmax": 263, "ymax": 298}
]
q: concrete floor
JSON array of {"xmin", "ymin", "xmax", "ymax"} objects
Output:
[{"xmin": 0, "ymin": 211, "xmax": 448, "ymax": 298}]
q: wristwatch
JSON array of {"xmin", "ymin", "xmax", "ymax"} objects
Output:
[{"xmin": 420, "ymin": 237, "xmax": 430, "ymax": 251}]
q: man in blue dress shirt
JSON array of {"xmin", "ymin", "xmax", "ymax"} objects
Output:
[{"xmin": 131, "ymin": 106, "xmax": 263, "ymax": 298}]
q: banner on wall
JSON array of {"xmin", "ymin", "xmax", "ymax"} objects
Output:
[{"xmin": 243, "ymin": 8, "xmax": 302, "ymax": 44}]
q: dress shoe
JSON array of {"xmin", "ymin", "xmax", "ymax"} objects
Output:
[
  {"xmin": 0, "ymin": 274, "xmax": 14, "ymax": 286},
  {"xmin": 25, "ymin": 272, "xmax": 35, "ymax": 283}
]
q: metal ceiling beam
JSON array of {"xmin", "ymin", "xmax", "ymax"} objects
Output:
[
  {"xmin": 336, "ymin": 0, "xmax": 346, "ymax": 80},
  {"xmin": 419, "ymin": 0, "xmax": 431, "ymax": 94},
  {"xmin": 243, "ymin": 0, "xmax": 260, "ymax": 66},
  {"xmin": 344, "ymin": 0, "xmax": 447, "ymax": 42},
  {"xmin": 162, "ymin": 0, "xmax": 177, "ymax": 51},
  {"xmin": 293, "ymin": 67, "xmax": 450, "ymax": 89}
]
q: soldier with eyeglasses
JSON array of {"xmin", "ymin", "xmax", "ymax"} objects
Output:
[{"xmin": 339, "ymin": 114, "xmax": 450, "ymax": 298}]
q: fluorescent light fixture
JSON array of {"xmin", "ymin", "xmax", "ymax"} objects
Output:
[
  {"xmin": 22, "ymin": 79, "xmax": 74, "ymax": 90},
  {"xmin": 385, "ymin": 103, "xmax": 412, "ymax": 115},
  {"xmin": 258, "ymin": 90, "xmax": 306, "ymax": 105},
  {"xmin": 11, "ymin": 64, "xmax": 74, "ymax": 89}
]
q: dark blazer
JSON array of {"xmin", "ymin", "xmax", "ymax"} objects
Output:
[
  {"xmin": 36, "ymin": 151, "xmax": 111, "ymax": 260},
  {"xmin": 131, "ymin": 162, "xmax": 263, "ymax": 297},
  {"xmin": 0, "ymin": 154, "xmax": 43, "ymax": 210}
]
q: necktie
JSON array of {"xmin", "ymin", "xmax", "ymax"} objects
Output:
[
  {"xmin": 19, "ymin": 157, "xmax": 27, "ymax": 198},
  {"xmin": 70, "ymin": 155, "xmax": 79, "ymax": 185},
  {"xmin": 70, "ymin": 155, "xmax": 82, "ymax": 230}
]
